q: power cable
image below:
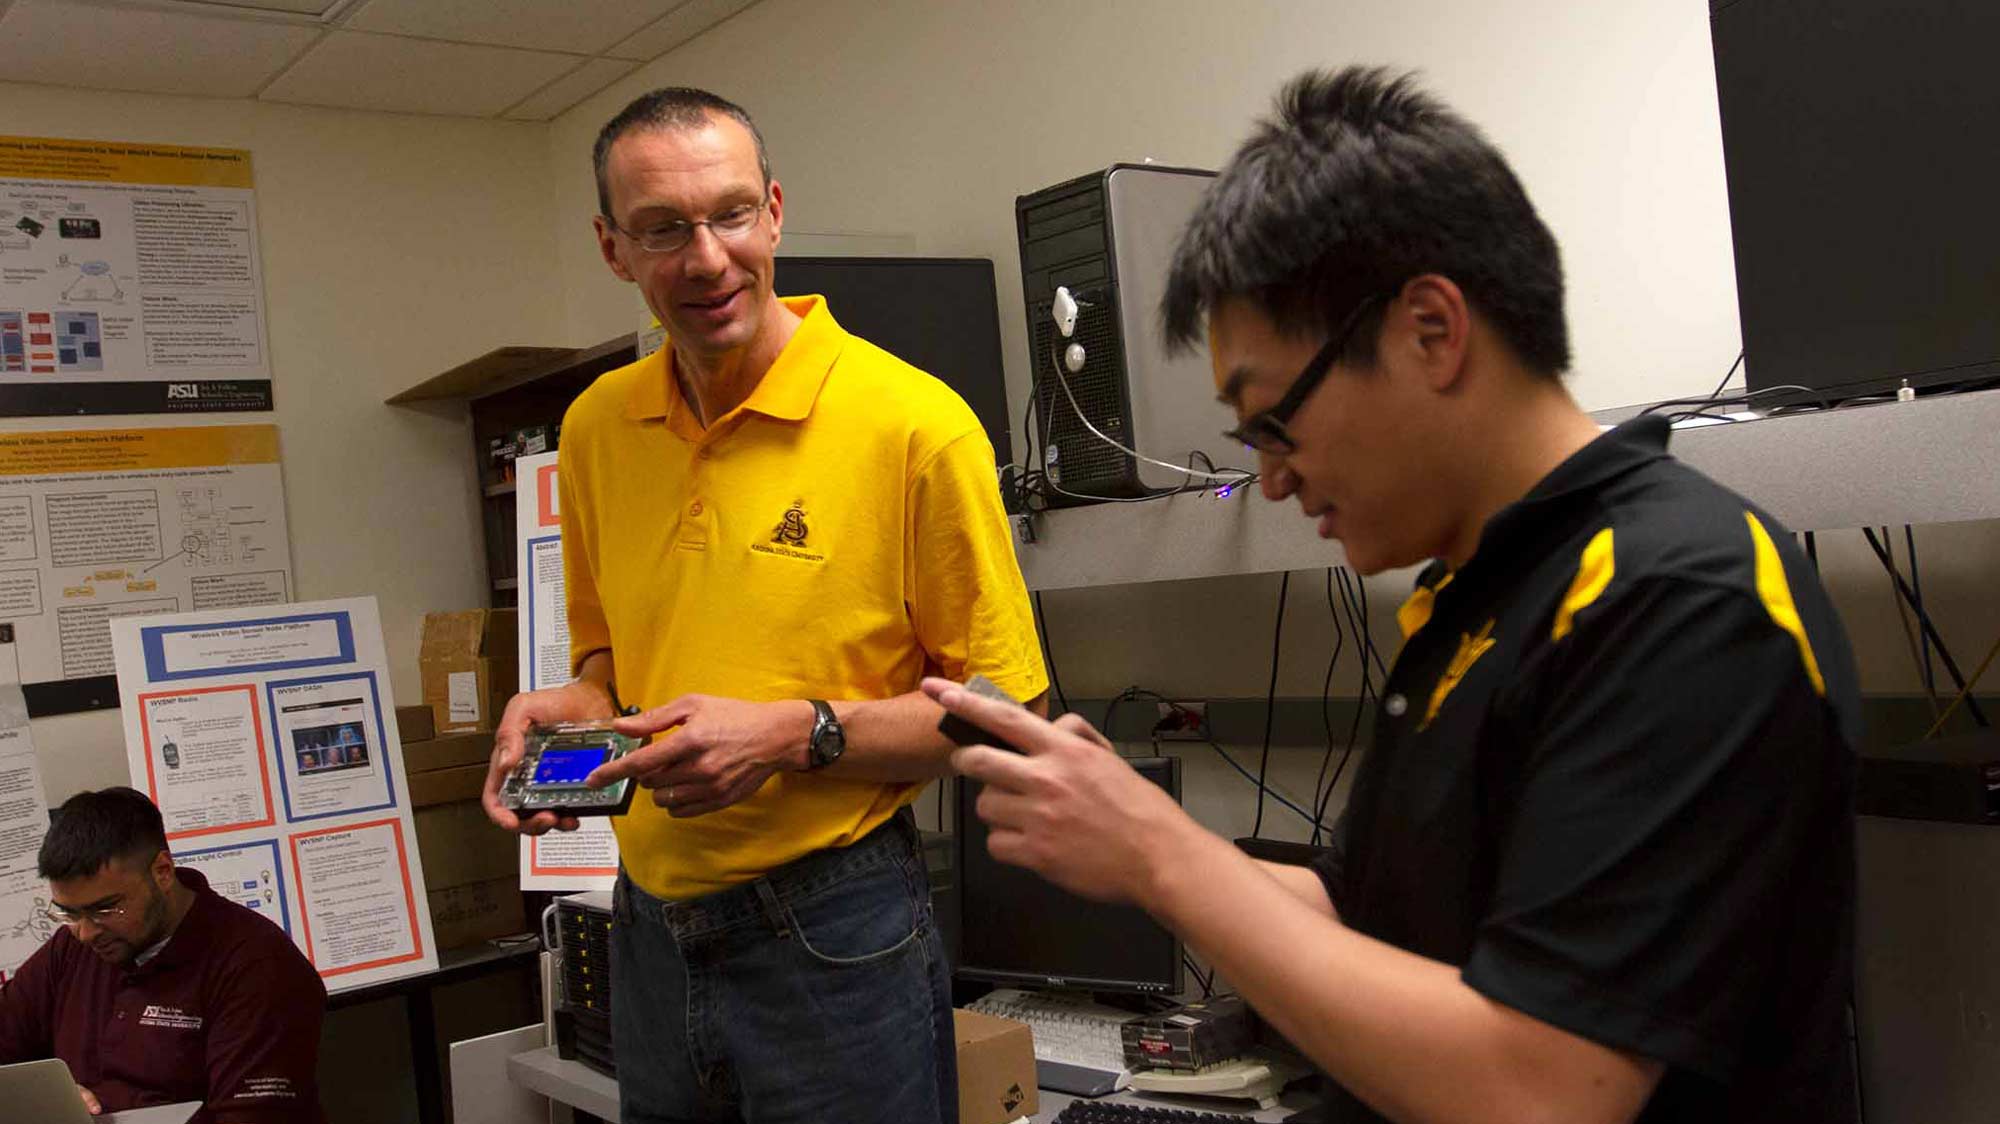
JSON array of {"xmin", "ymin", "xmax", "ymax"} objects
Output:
[
  {"xmin": 1030, "ymin": 591, "xmax": 1070, "ymax": 717},
  {"xmin": 1905, "ymin": 525, "xmax": 1935, "ymax": 697},
  {"xmin": 1861, "ymin": 527, "xmax": 1988, "ymax": 726},
  {"xmin": 1310, "ymin": 568, "xmax": 1348, "ymax": 846},
  {"xmin": 1250, "ymin": 572, "xmax": 1290, "ymax": 838},
  {"xmin": 1922, "ymin": 632, "xmax": 2000, "ymax": 740}
]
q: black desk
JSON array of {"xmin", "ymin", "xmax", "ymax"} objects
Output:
[{"xmin": 329, "ymin": 938, "xmax": 543, "ymax": 1124}]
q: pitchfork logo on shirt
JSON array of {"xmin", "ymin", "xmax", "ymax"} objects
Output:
[{"xmin": 1420, "ymin": 618, "xmax": 1498, "ymax": 732}]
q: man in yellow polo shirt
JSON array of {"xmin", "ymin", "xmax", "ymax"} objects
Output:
[{"xmin": 480, "ymin": 87, "xmax": 1046, "ymax": 1124}]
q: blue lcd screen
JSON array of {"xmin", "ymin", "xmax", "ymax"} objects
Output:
[{"xmin": 533, "ymin": 747, "xmax": 609, "ymax": 786}]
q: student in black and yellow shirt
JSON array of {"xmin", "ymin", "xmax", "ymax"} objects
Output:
[{"xmin": 930, "ymin": 68, "xmax": 1859, "ymax": 1124}]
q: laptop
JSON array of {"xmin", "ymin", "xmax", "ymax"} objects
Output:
[{"xmin": 0, "ymin": 1058, "xmax": 200, "ymax": 1124}]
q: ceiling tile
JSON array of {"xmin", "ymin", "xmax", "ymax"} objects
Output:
[
  {"xmin": 260, "ymin": 30, "xmax": 578, "ymax": 117},
  {"xmin": 503, "ymin": 56, "xmax": 640, "ymax": 122},
  {"xmin": 346, "ymin": 0, "xmax": 674, "ymax": 57},
  {"xmin": 0, "ymin": 0, "xmax": 320, "ymax": 98},
  {"xmin": 606, "ymin": 0, "xmax": 759, "ymax": 61}
]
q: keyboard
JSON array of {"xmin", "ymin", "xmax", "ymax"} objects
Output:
[
  {"xmin": 966, "ymin": 988, "xmax": 1137, "ymax": 1095},
  {"xmin": 1052, "ymin": 1102, "xmax": 1254, "ymax": 1123}
]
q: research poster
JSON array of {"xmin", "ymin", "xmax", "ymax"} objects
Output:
[
  {"xmin": 0, "ymin": 425, "xmax": 293, "ymax": 716},
  {"xmin": 0, "ymin": 134, "xmax": 273, "ymax": 416},
  {"xmin": 514, "ymin": 451, "xmax": 619, "ymax": 890},
  {"xmin": 0, "ymin": 674, "xmax": 56, "ymax": 984},
  {"xmin": 111, "ymin": 597, "xmax": 437, "ymax": 990}
]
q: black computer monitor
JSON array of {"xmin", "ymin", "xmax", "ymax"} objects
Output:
[
  {"xmin": 1712, "ymin": 0, "xmax": 2000, "ymax": 402},
  {"xmin": 954, "ymin": 755, "xmax": 1184, "ymax": 995},
  {"xmin": 775, "ymin": 256, "xmax": 1011, "ymax": 466}
]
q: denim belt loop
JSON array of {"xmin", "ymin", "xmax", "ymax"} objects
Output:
[{"xmin": 752, "ymin": 878, "xmax": 790, "ymax": 939}]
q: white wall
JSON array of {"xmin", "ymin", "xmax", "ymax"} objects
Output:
[
  {"xmin": 546, "ymin": 0, "xmax": 1739, "ymax": 409},
  {"xmin": 0, "ymin": 84, "xmax": 562, "ymax": 802}
]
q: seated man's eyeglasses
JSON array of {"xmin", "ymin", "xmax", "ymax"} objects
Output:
[
  {"xmin": 1224, "ymin": 292, "xmax": 1388, "ymax": 455},
  {"xmin": 607, "ymin": 197, "xmax": 769, "ymax": 254},
  {"xmin": 44, "ymin": 901, "xmax": 128, "ymax": 926}
]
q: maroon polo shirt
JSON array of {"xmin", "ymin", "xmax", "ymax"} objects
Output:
[{"xmin": 0, "ymin": 867, "xmax": 327, "ymax": 1122}]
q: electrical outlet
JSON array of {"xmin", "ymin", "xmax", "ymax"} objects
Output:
[{"xmin": 1153, "ymin": 700, "xmax": 1209, "ymax": 741}]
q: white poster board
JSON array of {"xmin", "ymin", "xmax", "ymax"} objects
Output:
[
  {"xmin": 0, "ymin": 666, "xmax": 55, "ymax": 983},
  {"xmin": 0, "ymin": 424, "xmax": 292, "ymax": 715},
  {"xmin": 110, "ymin": 596, "xmax": 437, "ymax": 991},
  {"xmin": 514, "ymin": 451, "xmax": 619, "ymax": 890},
  {"xmin": 0, "ymin": 134, "xmax": 272, "ymax": 415}
]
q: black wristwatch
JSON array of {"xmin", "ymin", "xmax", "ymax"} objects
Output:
[{"xmin": 804, "ymin": 699, "xmax": 845, "ymax": 770}]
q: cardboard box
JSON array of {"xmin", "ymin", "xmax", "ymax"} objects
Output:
[
  {"xmin": 413, "ymin": 799, "xmax": 517, "ymax": 890},
  {"xmin": 408, "ymin": 763, "xmax": 488, "ymax": 808},
  {"xmin": 396, "ymin": 704, "xmax": 436, "ymax": 743},
  {"xmin": 419, "ymin": 609, "xmax": 519, "ymax": 735},
  {"xmin": 427, "ymin": 877, "xmax": 524, "ymax": 950},
  {"xmin": 954, "ymin": 1009, "xmax": 1038, "ymax": 1124},
  {"xmin": 401, "ymin": 732, "xmax": 495, "ymax": 774}
]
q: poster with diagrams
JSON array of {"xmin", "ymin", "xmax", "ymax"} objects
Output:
[
  {"xmin": 514, "ymin": 451, "xmax": 619, "ymax": 890},
  {"xmin": 0, "ymin": 648, "xmax": 57, "ymax": 983},
  {"xmin": 0, "ymin": 425, "xmax": 292, "ymax": 716},
  {"xmin": 0, "ymin": 134, "xmax": 272, "ymax": 415},
  {"xmin": 110, "ymin": 597, "xmax": 438, "ymax": 991}
]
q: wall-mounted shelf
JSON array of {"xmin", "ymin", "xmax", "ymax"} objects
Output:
[
  {"xmin": 385, "ymin": 335, "xmax": 636, "ymax": 406},
  {"xmin": 390, "ymin": 333, "xmax": 640, "ymax": 608},
  {"xmin": 1016, "ymin": 386, "xmax": 2000, "ymax": 592}
]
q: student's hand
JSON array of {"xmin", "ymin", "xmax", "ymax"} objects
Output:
[
  {"xmin": 481, "ymin": 681, "xmax": 615, "ymax": 834},
  {"xmin": 77, "ymin": 1085, "xmax": 101, "ymax": 1115},
  {"xmin": 588, "ymin": 695, "xmax": 813, "ymax": 818},
  {"xmin": 922, "ymin": 676, "xmax": 1196, "ymax": 907}
]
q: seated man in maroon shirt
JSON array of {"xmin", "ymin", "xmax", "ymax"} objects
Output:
[{"xmin": 0, "ymin": 787, "xmax": 326, "ymax": 1121}]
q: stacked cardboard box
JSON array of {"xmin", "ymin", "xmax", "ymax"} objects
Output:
[
  {"xmin": 419, "ymin": 609, "xmax": 518, "ymax": 735},
  {"xmin": 953, "ymin": 1010, "xmax": 1038, "ymax": 1124},
  {"xmin": 398, "ymin": 703, "xmax": 523, "ymax": 948}
]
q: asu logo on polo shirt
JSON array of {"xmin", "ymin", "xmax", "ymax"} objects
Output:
[
  {"xmin": 751, "ymin": 498, "xmax": 825, "ymax": 562},
  {"xmin": 138, "ymin": 1003, "xmax": 203, "ymax": 1030},
  {"xmin": 772, "ymin": 500, "xmax": 809, "ymax": 546}
]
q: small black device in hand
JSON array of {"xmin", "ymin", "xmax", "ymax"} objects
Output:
[{"xmin": 936, "ymin": 674, "xmax": 1024, "ymax": 753}]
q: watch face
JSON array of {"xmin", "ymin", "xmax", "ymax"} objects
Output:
[{"xmin": 812, "ymin": 705, "xmax": 845, "ymax": 766}]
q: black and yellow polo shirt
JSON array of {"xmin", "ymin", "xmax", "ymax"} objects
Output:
[{"xmin": 1313, "ymin": 415, "xmax": 1861, "ymax": 1123}]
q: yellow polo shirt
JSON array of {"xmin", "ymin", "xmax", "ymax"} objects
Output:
[{"xmin": 558, "ymin": 295, "xmax": 1047, "ymax": 900}]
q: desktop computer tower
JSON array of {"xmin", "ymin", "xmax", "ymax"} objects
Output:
[{"xmin": 1015, "ymin": 164, "xmax": 1238, "ymax": 507}]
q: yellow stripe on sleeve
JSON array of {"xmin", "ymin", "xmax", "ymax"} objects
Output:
[
  {"xmin": 1551, "ymin": 527, "xmax": 1616, "ymax": 642},
  {"xmin": 1744, "ymin": 511, "xmax": 1827, "ymax": 696}
]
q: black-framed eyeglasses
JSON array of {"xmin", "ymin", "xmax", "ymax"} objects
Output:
[
  {"xmin": 1223, "ymin": 293, "xmax": 1387, "ymax": 455},
  {"xmin": 606, "ymin": 196, "xmax": 769, "ymax": 254}
]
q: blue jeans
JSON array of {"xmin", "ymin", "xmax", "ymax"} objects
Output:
[{"xmin": 609, "ymin": 813, "xmax": 957, "ymax": 1124}]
